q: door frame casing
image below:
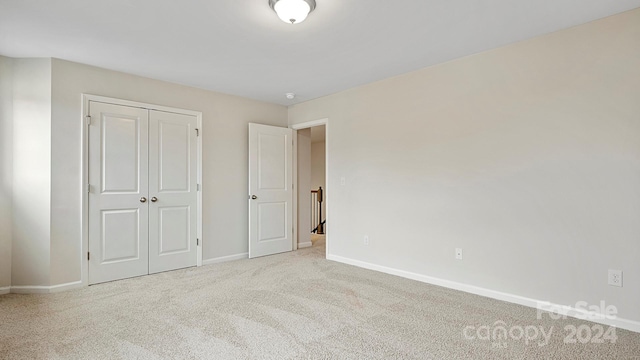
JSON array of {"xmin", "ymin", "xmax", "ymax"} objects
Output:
[
  {"xmin": 290, "ymin": 118, "xmax": 329, "ymax": 257},
  {"xmin": 81, "ymin": 94, "xmax": 203, "ymax": 286}
]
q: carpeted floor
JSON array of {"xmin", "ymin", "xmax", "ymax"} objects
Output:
[{"xmin": 1, "ymin": 237, "xmax": 639, "ymax": 359}]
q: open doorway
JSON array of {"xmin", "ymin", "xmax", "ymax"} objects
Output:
[
  {"xmin": 309, "ymin": 125, "xmax": 326, "ymax": 247},
  {"xmin": 292, "ymin": 119, "xmax": 328, "ymax": 256}
]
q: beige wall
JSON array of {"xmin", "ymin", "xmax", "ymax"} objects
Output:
[
  {"xmin": 289, "ymin": 9, "xmax": 640, "ymax": 322},
  {"xmin": 1, "ymin": 56, "xmax": 288, "ymax": 288},
  {"xmin": 310, "ymin": 140, "xmax": 326, "ymax": 222},
  {"xmin": 297, "ymin": 128, "xmax": 311, "ymax": 245},
  {"xmin": 11, "ymin": 58, "xmax": 52, "ymax": 286},
  {"xmin": 0, "ymin": 56, "xmax": 13, "ymax": 289},
  {"xmin": 49, "ymin": 59, "xmax": 288, "ymax": 284}
]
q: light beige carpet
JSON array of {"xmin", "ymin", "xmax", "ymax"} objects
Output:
[
  {"xmin": 310, "ymin": 233, "xmax": 325, "ymax": 245},
  {"xmin": 1, "ymin": 238, "xmax": 639, "ymax": 359}
]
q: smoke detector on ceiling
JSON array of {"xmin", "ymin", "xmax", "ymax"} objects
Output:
[{"xmin": 286, "ymin": 93, "xmax": 296, "ymax": 100}]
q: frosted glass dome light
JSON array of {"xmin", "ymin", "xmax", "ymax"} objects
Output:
[{"xmin": 269, "ymin": 0, "xmax": 316, "ymax": 24}]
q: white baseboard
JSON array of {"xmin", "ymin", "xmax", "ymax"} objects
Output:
[
  {"xmin": 10, "ymin": 286, "xmax": 53, "ymax": 294},
  {"xmin": 49, "ymin": 280, "xmax": 83, "ymax": 293},
  {"xmin": 0, "ymin": 286, "xmax": 10, "ymax": 295},
  {"xmin": 9, "ymin": 280, "xmax": 83, "ymax": 294},
  {"xmin": 298, "ymin": 242, "xmax": 313, "ymax": 249},
  {"xmin": 327, "ymin": 254, "xmax": 640, "ymax": 334},
  {"xmin": 203, "ymin": 252, "xmax": 248, "ymax": 266}
]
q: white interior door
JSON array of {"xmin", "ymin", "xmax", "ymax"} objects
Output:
[
  {"xmin": 248, "ymin": 123, "xmax": 293, "ymax": 258},
  {"xmin": 89, "ymin": 102, "xmax": 149, "ymax": 284},
  {"xmin": 148, "ymin": 110, "xmax": 198, "ymax": 274},
  {"xmin": 88, "ymin": 102, "xmax": 199, "ymax": 284}
]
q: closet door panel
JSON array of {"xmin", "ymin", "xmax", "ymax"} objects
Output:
[
  {"xmin": 88, "ymin": 102, "xmax": 149, "ymax": 285},
  {"xmin": 148, "ymin": 110, "xmax": 198, "ymax": 274}
]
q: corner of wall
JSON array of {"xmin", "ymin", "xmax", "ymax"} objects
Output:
[
  {"xmin": 49, "ymin": 57, "xmax": 81, "ymax": 286},
  {"xmin": 10, "ymin": 57, "xmax": 53, "ymax": 288},
  {"xmin": 0, "ymin": 55, "xmax": 14, "ymax": 289}
]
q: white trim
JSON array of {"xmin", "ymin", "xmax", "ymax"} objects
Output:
[
  {"xmin": 83, "ymin": 94, "xmax": 201, "ymax": 117},
  {"xmin": 9, "ymin": 286, "xmax": 52, "ymax": 294},
  {"xmin": 81, "ymin": 95, "xmax": 89, "ymax": 287},
  {"xmin": 327, "ymin": 254, "xmax": 640, "ymax": 334},
  {"xmin": 203, "ymin": 253, "xmax": 249, "ymax": 266},
  {"xmin": 289, "ymin": 118, "xmax": 329, "ymax": 257},
  {"xmin": 292, "ymin": 129, "xmax": 298, "ymax": 251},
  {"xmin": 290, "ymin": 118, "xmax": 328, "ymax": 130},
  {"xmin": 81, "ymin": 94, "xmax": 204, "ymax": 288},
  {"xmin": 0, "ymin": 286, "xmax": 10, "ymax": 295},
  {"xmin": 324, "ymin": 120, "xmax": 329, "ymax": 256},
  {"xmin": 8, "ymin": 281, "xmax": 83, "ymax": 294},
  {"xmin": 298, "ymin": 242, "xmax": 313, "ymax": 249},
  {"xmin": 196, "ymin": 113, "xmax": 203, "ymax": 267},
  {"xmin": 49, "ymin": 280, "xmax": 84, "ymax": 293}
]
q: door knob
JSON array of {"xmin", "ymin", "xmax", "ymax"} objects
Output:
[
  {"xmin": 251, "ymin": 195, "xmax": 258, "ymax": 200},
  {"xmin": 151, "ymin": 197, "xmax": 158, "ymax": 202},
  {"xmin": 140, "ymin": 197, "xmax": 147, "ymax": 203}
]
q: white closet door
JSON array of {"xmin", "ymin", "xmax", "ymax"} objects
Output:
[
  {"xmin": 88, "ymin": 102, "xmax": 149, "ymax": 285},
  {"xmin": 148, "ymin": 110, "xmax": 198, "ymax": 274}
]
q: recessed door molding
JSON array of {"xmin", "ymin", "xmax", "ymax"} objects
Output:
[{"xmin": 290, "ymin": 118, "xmax": 329, "ymax": 257}]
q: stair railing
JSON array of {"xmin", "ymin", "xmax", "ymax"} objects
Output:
[{"xmin": 310, "ymin": 186, "xmax": 324, "ymax": 234}]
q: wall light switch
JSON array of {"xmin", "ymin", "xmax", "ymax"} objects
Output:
[
  {"xmin": 340, "ymin": 177, "xmax": 346, "ymax": 186},
  {"xmin": 455, "ymin": 248, "xmax": 463, "ymax": 260}
]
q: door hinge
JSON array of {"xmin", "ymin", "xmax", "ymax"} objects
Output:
[
  {"xmin": 197, "ymin": 238, "xmax": 200, "ymax": 246},
  {"xmin": 85, "ymin": 115, "xmax": 91, "ymax": 126},
  {"xmin": 87, "ymin": 252, "xmax": 90, "ymax": 261},
  {"xmin": 197, "ymin": 183, "xmax": 200, "ymax": 191},
  {"xmin": 196, "ymin": 128, "xmax": 199, "ymax": 136},
  {"xmin": 87, "ymin": 184, "xmax": 91, "ymax": 193}
]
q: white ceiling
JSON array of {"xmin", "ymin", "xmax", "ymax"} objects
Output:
[{"xmin": 1, "ymin": 0, "xmax": 639, "ymax": 105}]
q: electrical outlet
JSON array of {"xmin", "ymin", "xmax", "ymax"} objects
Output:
[
  {"xmin": 455, "ymin": 248, "xmax": 463, "ymax": 260},
  {"xmin": 364, "ymin": 235, "xmax": 369, "ymax": 246},
  {"xmin": 608, "ymin": 269, "xmax": 623, "ymax": 287}
]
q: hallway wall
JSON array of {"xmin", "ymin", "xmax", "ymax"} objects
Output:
[
  {"xmin": 297, "ymin": 128, "xmax": 312, "ymax": 246},
  {"xmin": 311, "ymin": 140, "xmax": 326, "ymax": 222}
]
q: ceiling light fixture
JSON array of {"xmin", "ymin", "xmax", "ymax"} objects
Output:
[{"xmin": 269, "ymin": 0, "xmax": 316, "ymax": 24}]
